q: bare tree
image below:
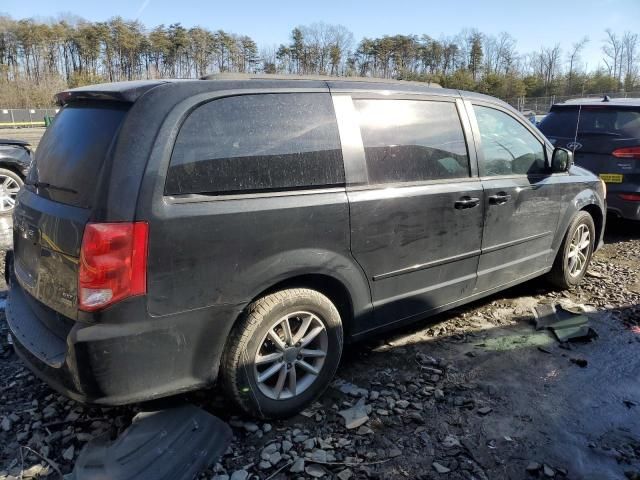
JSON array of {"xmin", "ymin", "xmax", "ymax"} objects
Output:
[
  {"xmin": 622, "ymin": 32, "xmax": 639, "ymax": 90},
  {"xmin": 567, "ymin": 36, "xmax": 588, "ymax": 94},
  {"xmin": 603, "ymin": 28, "xmax": 624, "ymax": 85},
  {"xmin": 540, "ymin": 44, "xmax": 562, "ymax": 95}
]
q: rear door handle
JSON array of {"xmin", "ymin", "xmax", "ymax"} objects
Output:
[
  {"xmin": 488, "ymin": 193, "xmax": 512, "ymax": 205},
  {"xmin": 454, "ymin": 196, "xmax": 481, "ymax": 209}
]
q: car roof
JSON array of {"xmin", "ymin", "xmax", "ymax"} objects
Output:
[
  {"xmin": 56, "ymin": 75, "xmax": 517, "ymax": 113},
  {"xmin": 56, "ymin": 75, "xmax": 454, "ymax": 106},
  {"xmin": 553, "ymin": 96, "xmax": 640, "ymax": 107}
]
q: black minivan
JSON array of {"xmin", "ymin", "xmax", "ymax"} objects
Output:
[{"xmin": 7, "ymin": 76, "xmax": 606, "ymax": 418}]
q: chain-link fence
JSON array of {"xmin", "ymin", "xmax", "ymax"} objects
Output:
[
  {"xmin": 0, "ymin": 108, "xmax": 60, "ymax": 128},
  {"xmin": 507, "ymin": 91, "xmax": 640, "ymax": 116}
]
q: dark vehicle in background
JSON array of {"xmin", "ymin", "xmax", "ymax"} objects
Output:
[
  {"xmin": 539, "ymin": 97, "xmax": 640, "ymax": 220},
  {"xmin": 0, "ymin": 139, "xmax": 32, "ymax": 213},
  {"xmin": 6, "ymin": 76, "xmax": 606, "ymax": 418}
]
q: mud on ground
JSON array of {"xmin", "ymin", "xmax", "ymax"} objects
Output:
[{"xmin": 1, "ymin": 219, "xmax": 639, "ymax": 480}]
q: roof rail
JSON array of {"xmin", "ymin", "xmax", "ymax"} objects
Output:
[{"xmin": 200, "ymin": 72, "xmax": 441, "ymax": 88}]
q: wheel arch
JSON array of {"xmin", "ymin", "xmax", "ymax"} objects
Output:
[
  {"xmin": 0, "ymin": 162, "xmax": 25, "ymax": 179},
  {"xmin": 580, "ymin": 203, "xmax": 604, "ymax": 247},
  {"xmin": 553, "ymin": 187, "xmax": 605, "ymax": 255},
  {"xmin": 255, "ymin": 274, "xmax": 356, "ymax": 335}
]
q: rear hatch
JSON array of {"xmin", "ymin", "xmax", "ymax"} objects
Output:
[
  {"xmin": 13, "ymin": 102, "xmax": 129, "ymax": 319},
  {"xmin": 539, "ymin": 104, "xmax": 640, "ymax": 192}
]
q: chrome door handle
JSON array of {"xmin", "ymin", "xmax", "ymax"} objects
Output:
[
  {"xmin": 454, "ymin": 197, "xmax": 481, "ymax": 209},
  {"xmin": 489, "ymin": 193, "xmax": 512, "ymax": 205}
]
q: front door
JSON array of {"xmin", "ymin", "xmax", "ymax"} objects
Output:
[
  {"xmin": 469, "ymin": 102, "xmax": 562, "ymax": 293},
  {"xmin": 338, "ymin": 95, "xmax": 485, "ymax": 334}
]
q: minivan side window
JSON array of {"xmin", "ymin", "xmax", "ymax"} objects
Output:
[
  {"xmin": 474, "ymin": 105, "xmax": 547, "ymax": 176},
  {"xmin": 166, "ymin": 93, "xmax": 344, "ymax": 195},
  {"xmin": 353, "ymin": 99, "xmax": 470, "ymax": 185}
]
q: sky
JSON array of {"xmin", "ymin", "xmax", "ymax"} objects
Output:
[{"xmin": 2, "ymin": 0, "xmax": 639, "ymax": 71}]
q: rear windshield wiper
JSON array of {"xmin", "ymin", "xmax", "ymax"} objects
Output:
[
  {"xmin": 25, "ymin": 180, "xmax": 78, "ymax": 194},
  {"xmin": 578, "ymin": 130, "xmax": 622, "ymax": 137}
]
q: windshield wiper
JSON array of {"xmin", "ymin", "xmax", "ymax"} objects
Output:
[{"xmin": 25, "ymin": 180, "xmax": 78, "ymax": 194}]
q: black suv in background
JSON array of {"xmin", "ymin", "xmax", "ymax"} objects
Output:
[
  {"xmin": 539, "ymin": 97, "xmax": 640, "ymax": 220},
  {"xmin": 7, "ymin": 77, "xmax": 606, "ymax": 418}
]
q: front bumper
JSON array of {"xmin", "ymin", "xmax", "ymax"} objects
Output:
[{"xmin": 6, "ymin": 273, "xmax": 241, "ymax": 405}]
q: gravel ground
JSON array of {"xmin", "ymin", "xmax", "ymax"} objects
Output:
[{"xmin": 0, "ymin": 218, "xmax": 638, "ymax": 480}]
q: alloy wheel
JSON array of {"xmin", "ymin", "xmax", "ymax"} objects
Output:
[
  {"xmin": 253, "ymin": 311, "xmax": 328, "ymax": 400},
  {"xmin": 567, "ymin": 224, "xmax": 591, "ymax": 277},
  {"xmin": 0, "ymin": 174, "xmax": 20, "ymax": 212}
]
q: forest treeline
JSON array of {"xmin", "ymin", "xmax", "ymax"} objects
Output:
[{"xmin": 0, "ymin": 15, "xmax": 638, "ymax": 107}]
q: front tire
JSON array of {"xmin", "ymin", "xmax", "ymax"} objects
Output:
[
  {"xmin": 548, "ymin": 211, "xmax": 596, "ymax": 289},
  {"xmin": 221, "ymin": 288, "xmax": 343, "ymax": 418}
]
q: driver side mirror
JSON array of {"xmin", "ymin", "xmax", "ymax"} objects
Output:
[{"xmin": 551, "ymin": 147, "xmax": 573, "ymax": 173}]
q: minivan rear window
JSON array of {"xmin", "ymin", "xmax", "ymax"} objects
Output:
[
  {"xmin": 166, "ymin": 93, "xmax": 344, "ymax": 196},
  {"xmin": 27, "ymin": 103, "xmax": 128, "ymax": 208},
  {"xmin": 539, "ymin": 106, "xmax": 640, "ymax": 139}
]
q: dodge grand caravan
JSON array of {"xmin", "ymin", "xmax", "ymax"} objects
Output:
[{"xmin": 7, "ymin": 76, "xmax": 606, "ymax": 418}]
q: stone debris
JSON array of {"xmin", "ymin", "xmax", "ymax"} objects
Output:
[
  {"xmin": 338, "ymin": 398, "xmax": 369, "ymax": 429},
  {"xmin": 432, "ymin": 461, "xmax": 451, "ymax": 474}
]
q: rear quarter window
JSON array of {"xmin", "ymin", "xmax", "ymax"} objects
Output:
[
  {"xmin": 166, "ymin": 93, "xmax": 344, "ymax": 195},
  {"xmin": 27, "ymin": 103, "xmax": 128, "ymax": 208}
]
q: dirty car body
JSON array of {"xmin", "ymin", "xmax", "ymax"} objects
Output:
[{"xmin": 6, "ymin": 78, "xmax": 606, "ymax": 410}]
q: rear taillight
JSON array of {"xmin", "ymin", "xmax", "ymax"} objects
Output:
[
  {"xmin": 79, "ymin": 222, "xmax": 148, "ymax": 312},
  {"xmin": 619, "ymin": 193, "xmax": 640, "ymax": 202},
  {"xmin": 612, "ymin": 146, "xmax": 640, "ymax": 159}
]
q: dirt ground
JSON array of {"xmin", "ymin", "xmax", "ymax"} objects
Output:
[{"xmin": 0, "ymin": 218, "xmax": 639, "ymax": 480}]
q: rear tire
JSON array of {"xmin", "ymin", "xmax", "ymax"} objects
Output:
[
  {"xmin": 0, "ymin": 168, "xmax": 23, "ymax": 215},
  {"xmin": 548, "ymin": 211, "xmax": 596, "ymax": 289},
  {"xmin": 221, "ymin": 288, "xmax": 343, "ymax": 419}
]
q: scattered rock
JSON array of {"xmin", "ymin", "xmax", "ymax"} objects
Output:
[
  {"xmin": 290, "ymin": 458, "xmax": 305, "ymax": 473},
  {"xmin": 337, "ymin": 468, "xmax": 353, "ymax": 480},
  {"xmin": 243, "ymin": 422, "xmax": 259, "ymax": 433},
  {"xmin": 442, "ymin": 434, "xmax": 461, "ymax": 448},
  {"xmin": 338, "ymin": 399, "xmax": 369, "ymax": 429},
  {"xmin": 388, "ymin": 447, "xmax": 402, "ymax": 457},
  {"xmin": 230, "ymin": 470, "xmax": 249, "ymax": 480},
  {"xmin": 432, "ymin": 462, "xmax": 451, "ymax": 474},
  {"xmin": 477, "ymin": 407, "xmax": 493, "ymax": 415},
  {"xmin": 526, "ymin": 462, "xmax": 541, "ymax": 473},
  {"xmin": 306, "ymin": 463, "xmax": 327, "ymax": 478},
  {"xmin": 62, "ymin": 445, "xmax": 75, "ymax": 461},
  {"xmin": 1, "ymin": 416, "xmax": 12, "ymax": 432}
]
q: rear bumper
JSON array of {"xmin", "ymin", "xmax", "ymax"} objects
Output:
[
  {"xmin": 607, "ymin": 194, "xmax": 640, "ymax": 221},
  {"xmin": 6, "ymin": 272, "xmax": 241, "ymax": 405}
]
